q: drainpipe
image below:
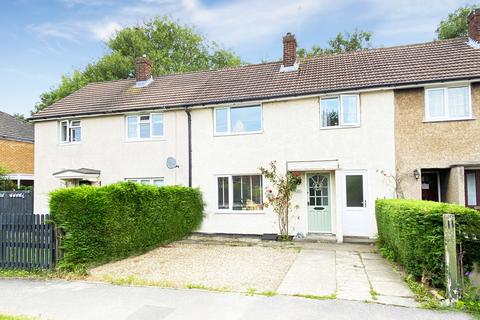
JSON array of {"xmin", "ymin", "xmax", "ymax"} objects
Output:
[{"xmin": 185, "ymin": 107, "xmax": 192, "ymax": 187}]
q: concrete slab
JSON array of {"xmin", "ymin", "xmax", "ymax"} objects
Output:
[
  {"xmin": 375, "ymin": 296, "xmax": 420, "ymax": 308},
  {"xmin": 277, "ymin": 250, "xmax": 336, "ymax": 297},
  {"xmin": 371, "ymin": 280, "xmax": 415, "ymax": 298}
]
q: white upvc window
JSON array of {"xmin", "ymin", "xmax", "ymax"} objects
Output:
[
  {"xmin": 125, "ymin": 178, "xmax": 164, "ymax": 186},
  {"xmin": 216, "ymin": 174, "xmax": 263, "ymax": 212},
  {"xmin": 214, "ymin": 105, "xmax": 262, "ymax": 135},
  {"xmin": 60, "ymin": 120, "xmax": 81, "ymax": 143},
  {"xmin": 320, "ymin": 94, "xmax": 360, "ymax": 128},
  {"xmin": 425, "ymin": 85, "xmax": 472, "ymax": 121},
  {"xmin": 126, "ymin": 113, "xmax": 164, "ymax": 140}
]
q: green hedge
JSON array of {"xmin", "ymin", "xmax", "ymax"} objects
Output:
[
  {"xmin": 376, "ymin": 199, "xmax": 480, "ymax": 287},
  {"xmin": 50, "ymin": 182, "xmax": 204, "ymax": 271}
]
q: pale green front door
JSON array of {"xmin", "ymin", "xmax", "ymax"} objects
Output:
[{"xmin": 307, "ymin": 173, "xmax": 331, "ymax": 233}]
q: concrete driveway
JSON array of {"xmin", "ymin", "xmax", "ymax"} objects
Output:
[
  {"xmin": 0, "ymin": 279, "xmax": 471, "ymax": 320},
  {"xmin": 277, "ymin": 246, "xmax": 417, "ymax": 307}
]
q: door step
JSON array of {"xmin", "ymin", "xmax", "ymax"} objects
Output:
[{"xmin": 295, "ymin": 233, "xmax": 337, "ymax": 243}]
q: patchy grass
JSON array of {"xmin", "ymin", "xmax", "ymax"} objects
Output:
[
  {"xmin": 0, "ymin": 315, "xmax": 39, "ymax": 320},
  {"xmin": 185, "ymin": 283, "xmax": 230, "ymax": 292},
  {"xmin": 292, "ymin": 293, "xmax": 337, "ymax": 300},
  {"xmin": 405, "ymin": 275, "xmax": 444, "ymax": 310},
  {"xmin": 0, "ymin": 268, "xmax": 84, "ymax": 281},
  {"xmin": 101, "ymin": 275, "xmax": 175, "ymax": 288}
]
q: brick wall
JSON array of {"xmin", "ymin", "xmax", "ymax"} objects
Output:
[{"xmin": 0, "ymin": 139, "xmax": 34, "ymax": 174}]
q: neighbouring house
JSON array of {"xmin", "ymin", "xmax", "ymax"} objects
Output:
[
  {"xmin": 0, "ymin": 111, "xmax": 34, "ymax": 189},
  {"xmin": 30, "ymin": 12, "xmax": 480, "ymax": 242}
]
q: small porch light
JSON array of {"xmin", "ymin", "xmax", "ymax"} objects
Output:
[{"xmin": 413, "ymin": 169, "xmax": 420, "ymax": 180}]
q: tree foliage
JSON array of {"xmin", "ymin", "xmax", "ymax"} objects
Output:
[
  {"xmin": 436, "ymin": 6, "xmax": 475, "ymax": 40},
  {"xmin": 297, "ymin": 30, "xmax": 372, "ymax": 58},
  {"xmin": 34, "ymin": 17, "xmax": 241, "ymax": 114},
  {"xmin": 0, "ymin": 165, "xmax": 15, "ymax": 191}
]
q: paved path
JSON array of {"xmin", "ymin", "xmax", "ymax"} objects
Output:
[
  {"xmin": 276, "ymin": 248, "xmax": 417, "ymax": 307},
  {"xmin": 0, "ymin": 279, "xmax": 471, "ymax": 320}
]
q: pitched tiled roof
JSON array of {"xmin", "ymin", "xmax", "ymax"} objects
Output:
[
  {"xmin": 32, "ymin": 37, "xmax": 480, "ymax": 120},
  {"xmin": 0, "ymin": 111, "xmax": 34, "ymax": 142}
]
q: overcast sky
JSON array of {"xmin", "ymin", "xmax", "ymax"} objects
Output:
[{"xmin": 0, "ymin": 0, "xmax": 473, "ymax": 116}]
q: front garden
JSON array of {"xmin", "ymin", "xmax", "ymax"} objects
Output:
[{"xmin": 50, "ymin": 182, "xmax": 204, "ymax": 272}]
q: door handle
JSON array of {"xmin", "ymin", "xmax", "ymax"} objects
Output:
[{"xmin": 314, "ymin": 207, "xmax": 325, "ymax": 211}]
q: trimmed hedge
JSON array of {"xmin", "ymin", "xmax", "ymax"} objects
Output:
[
  {"xmin": 376, "ymin": 199, "xmax": 480, "ymax": 287},
  {"xmin": 50, "ymin": 182, "xmax": 204, "ymax": 271}
]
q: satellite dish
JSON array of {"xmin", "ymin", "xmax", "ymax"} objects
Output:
[{"xmin": 166, "ymin": 157, "xmax": 178, "ymax": 169}]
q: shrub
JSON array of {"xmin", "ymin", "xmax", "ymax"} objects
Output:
[
  {"xmin": 50, "ymin": 182, "xmax": 204, "ymax": 271},
  {"xmin": 376, "ymin": 199, "xmax": 480, "ymax": 288}
]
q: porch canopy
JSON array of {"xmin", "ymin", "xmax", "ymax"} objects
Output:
[
  {"xmin": 52, "ymin": 168, "xmax": 100, "ymax": 182},
  {"xmin": 286, "ymin": 160, "xmax": 339, "ymax": 172}
]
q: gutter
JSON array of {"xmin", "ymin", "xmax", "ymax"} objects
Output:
[{"xmin": 185, "ymin": 107, "xmax": 192, "ymax": 187}]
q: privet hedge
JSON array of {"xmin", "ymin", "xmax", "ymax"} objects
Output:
[
  {"xmin": 376, "ymin": 199, "xmax": 480, "ymax": 287},
  {"xmin": 50, "ymin": 182, "xmax": 204, "ymax": 271}
]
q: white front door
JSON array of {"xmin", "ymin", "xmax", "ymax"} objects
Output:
[{"xmin": 342, "ymin": 171, "xmax": 369, "ymax": 237}]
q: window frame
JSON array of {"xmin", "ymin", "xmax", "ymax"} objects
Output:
[
  {"xmin": 126, "ymin": 112, "xmax": 165, "ymax": 141},
  {"xmin": 124, "ymin": 177, "xmax": 164, "ymax": 186},
  {"xmin": 59, "ymin": 120, "xmax": 82, "ymax": 144},
  {"xmin": 213, "ymin": 105, "xmax": 263, "ymax": 136},
  {"xmin": 319, "ymin": 94, "xmax": 361, "ymax": 129},
  {"xmin": 424, "ymin": 85, "xmax": 473, "ymax": 122},
  {"xmin": 215, "ymin": 174, "xmax": 264, "ymax": 213}
]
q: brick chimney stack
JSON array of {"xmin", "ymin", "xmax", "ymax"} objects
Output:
[
  {"xmin": 135, "ymin": 55, "xmax": 152, "ymax": 82},
  {"xmin": 468, "ymin": 9, "xmax": 480, "ymax": 42},
  {"xmin": 283, "ymin": 33, "xmax": 297, "ymax": 67}
]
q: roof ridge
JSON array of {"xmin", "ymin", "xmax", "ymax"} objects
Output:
[{"xmin": 302, "ymin": 37, "xmax": 468, "ymax": 62}]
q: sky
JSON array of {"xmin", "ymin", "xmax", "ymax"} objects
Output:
[{"xmin": 0, "ymin": 0, "xmax": 473, "ymax": 116}]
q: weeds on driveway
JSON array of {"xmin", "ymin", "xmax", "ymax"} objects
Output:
[{"xmin": 292, "ymin": 293, "xmax": 337, "ymax": 300}]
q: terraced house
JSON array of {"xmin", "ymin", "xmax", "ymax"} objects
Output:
[{"xmin": 31, "ymin": 11, "xmax": 480, "ymax": 242}]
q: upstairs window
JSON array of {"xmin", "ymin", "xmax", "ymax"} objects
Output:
[
  {"xmin": 320, "ymin": 95, "xmax": 360, "ymax": 128},
  {"xmin": 425, "ymin": 86, "xmax": 472, "ymax": 121},
  {"xmin": 127, "ymin": 113, "xmax": 164, "ymax": 140},
  {"xmin": 214, "ymin": 105, "xmax": 262, "ymax": 135},
  {"xmin": 60, "ymin": 120, "xmax": 81, "ymax": 143}
]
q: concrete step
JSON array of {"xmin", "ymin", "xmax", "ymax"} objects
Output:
[{"xmin": 295, "ymin": 233, "xmax": 337, "ymax": 243}]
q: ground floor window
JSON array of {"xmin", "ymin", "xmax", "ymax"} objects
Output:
[
  {"xmin": 465, "ymin": 170, "xmax": 480, "ymax": 208},
  {"xmin": 217, "ymin": 175, "xmax": 263, "ymax": 211},
  {"xmin": 125, "ymin": 178, "xmax": 164, "ymax": 186}
]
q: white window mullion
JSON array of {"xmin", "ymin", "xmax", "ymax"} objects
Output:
[
  {"xmin": 227, "ymin": 108, "xmax": 231, "ymax": 133},
  {"xmin": 229, "ymin": 175, "xmax": 234, "ymax": 210}
]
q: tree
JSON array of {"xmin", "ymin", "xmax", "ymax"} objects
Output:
[
  {"xmin": 12, "ymin": 113, "xmax": 26, "ymax": 122},
  {"xmin": 34, "ymin": 17, "xmax": 242, "ymax": 114},
  {"xmin": 0, "ymin": 165, "xmax": 15, "ymax": 191},
  {"xmin": 436, "ymin": 6, "xmax": 475, "ymax": 40},
  {"xmin": 297, "ymin": 30, "xmax": 372, "ymax": 58},
  {"xmin": 259, "ymin": 161, "xmax": 301, "ymax": 239}
]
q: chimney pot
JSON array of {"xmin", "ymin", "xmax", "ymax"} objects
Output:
[
  {"xmin": 282, "ymin": 32, "xmax": 297, "ymax": 68},
  {"xmin": 468, "ymin": 9, "xmax": 480, "ymax": 42},
  {"xmin": 135, "ymin": 56, "xmax": 152, "ymax": 82}
]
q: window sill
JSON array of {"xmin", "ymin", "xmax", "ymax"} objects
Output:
[
  {"xmin": 423, "ymin": 117, "xmax": 475, "ymax": 123},
  {"xmin": 125, "ymin": 137, "xmax": 166, "ymax": 143},
  {"xmin": 58, "ymin": 142, "xmax": 81, "ymax": 146},
  {"xmin": 215, "ymin": 210, "xmax": 264, "ymax": 215},
  {"xmin": 320, "ymin": 124, "xmax": 360, "ymax": 130},
  {"xmin": 214, "ymin": 130, "xmax": 263, "ymax": 137}
]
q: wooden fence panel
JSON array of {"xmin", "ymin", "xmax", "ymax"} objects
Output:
[
  {"xmin": 0, "ymin": 191, "xmax": 33, "ymax": 214},
  {"xmin": 0, "ymin": 213, "xmax": 56, "ymax": 270}
]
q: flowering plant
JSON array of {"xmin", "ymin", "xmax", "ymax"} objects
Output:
[{"xmin": 259, "ymin": 161, "xmax": 301, "ymax": 238}]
